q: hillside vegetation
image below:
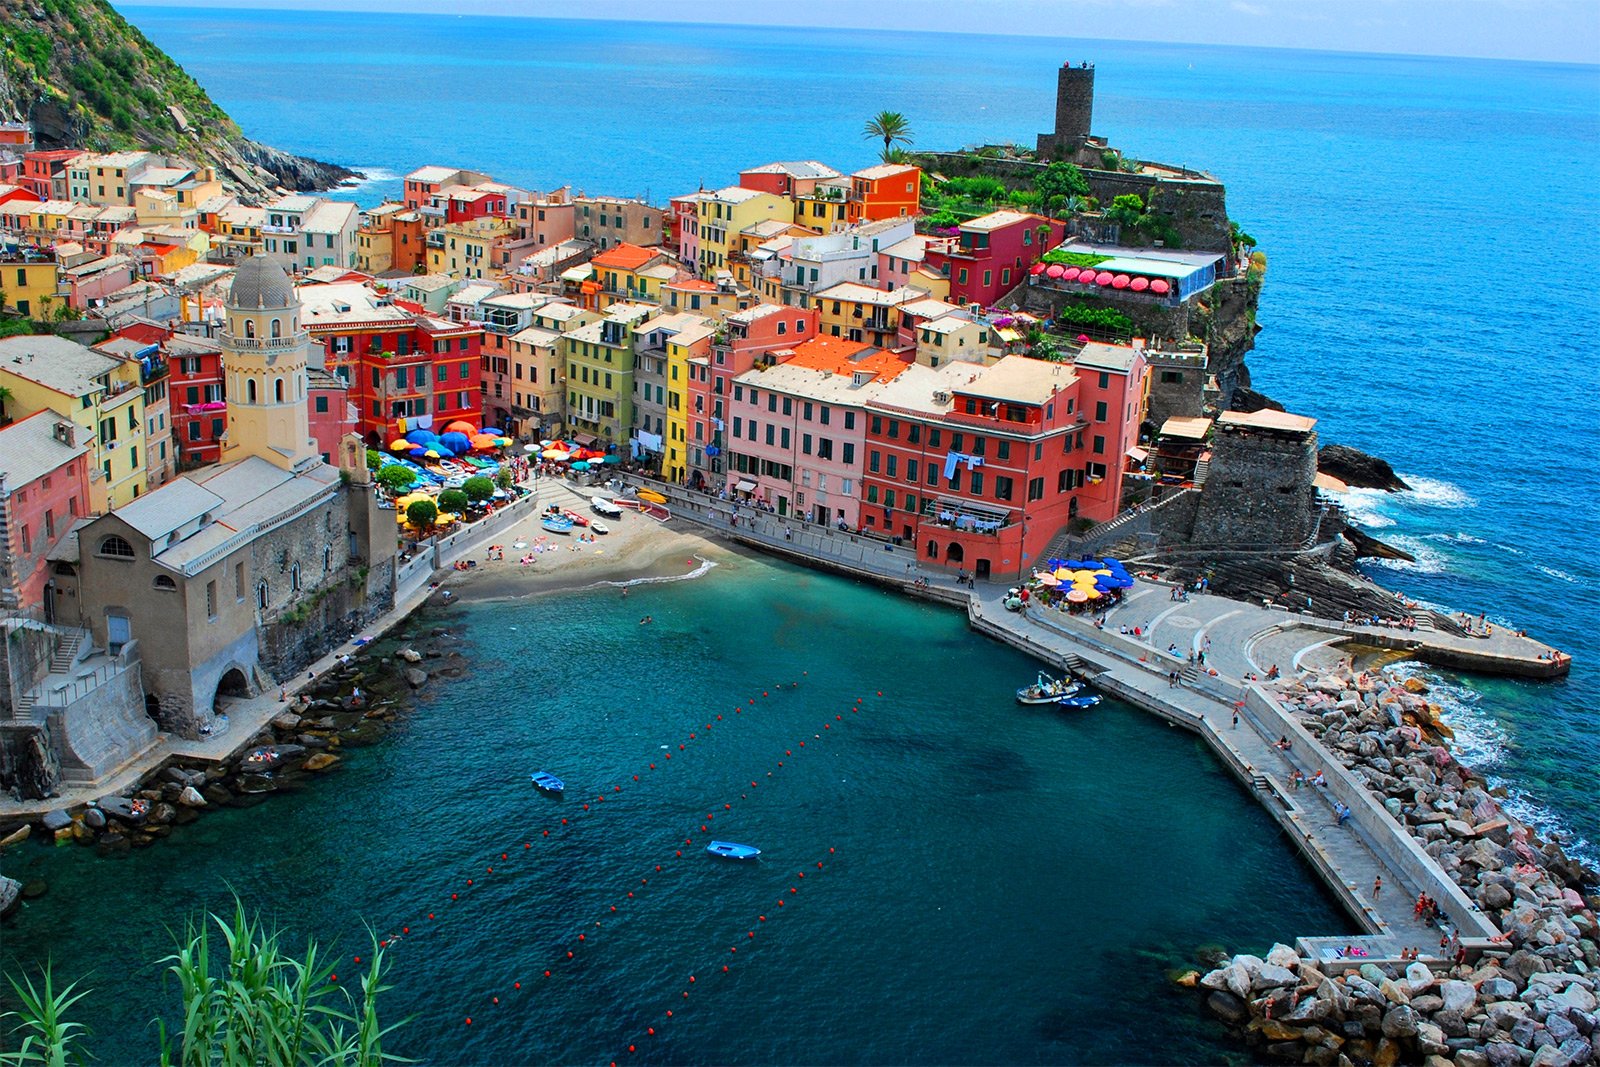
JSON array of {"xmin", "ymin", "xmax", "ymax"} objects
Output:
[{"xmin": 0, "ymin": 0, "xmax": 354, "ymax": 194}]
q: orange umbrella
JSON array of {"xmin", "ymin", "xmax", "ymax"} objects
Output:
[
  {"xmin": 471, "ymin": 433, "xmax": 500, "ymax": 450},
  {"xmin": 445, "ymin": 420, "xmax": 478, "ymax": 435}
]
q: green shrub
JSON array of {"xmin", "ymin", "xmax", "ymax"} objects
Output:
[
  {"xmin": 1053, "ymin": 304, "xmax": 1136, "ymax": 336},
  {"xmin": 376, "ymin": 465, "xmax": 415, "ymax": 493},
  {"xmin": 1034, "ymin": 161, "xmax": 1089, "ymax": 203},
  {"xmin": 1040, "ymin": 250, "xmax": 1110, "ymax": 268},
  {"xmin": 461, "ymin": 475, "xmax": 495, "ymax": 503},
  {"xmin": 437, "ymin": 489, "xmax": 468, "ymax": 514},
  {"xmin": 406, "ymin": 499, "xmax": 438, "ymax": 529},
  {"xmin": 365, "ymin": 448, "xmax": 383, "ymax": 470}
]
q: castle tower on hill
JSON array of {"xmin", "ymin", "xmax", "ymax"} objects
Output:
[
  {"xmin": 219, "ymin": 255, "xmax": 320, "ymax": 473},
  {"xmin": 1037, "ymin": 62, "xmax": 1095, "ymax": 161}
]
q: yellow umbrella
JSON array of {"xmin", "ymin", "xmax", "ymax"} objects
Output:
[{"xmin": 389, "ymin": 439, "xmax": 411, "ymax": 451}]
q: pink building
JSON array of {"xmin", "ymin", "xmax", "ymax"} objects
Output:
[
  {"xmin": 924, "ymin": 211, "xmax": 1063, "ymax": 308},
  {"xmin": 0, "ymin": 410, "xmax": 92, "ymax": 615},
  {"xmin": 724, "ymin": 336, "xmax": 910, "ymax": 525},
  {"xmin": 1070, "ymin": 342, "xmax": 1151, "ymax": 519},
  {"xmin": 690, "ymin": 304, "xmax": 819, "ymax": 490},
  {"xmin": 737, "ymin": 161, "xmax": 841, "ymax": 199},
  {"xmin": 669, "ymin": 193, "xmax": 707, "ymax": 273},
  {"xmin": 307, "ymin": 368, "xmax": 357, "ymax": 463},
  {"xmin": 61, "ymin": 254, "xmax": 136, "ymax": 310}
]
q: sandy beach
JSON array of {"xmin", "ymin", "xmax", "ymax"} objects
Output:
[{"xmin": 442, "ymin": 478, "xmax": 727, "ymax": 602}]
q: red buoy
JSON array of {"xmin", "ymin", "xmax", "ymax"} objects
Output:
[
  {"xmin": 655, "ymin": 865, "xmax": 661, "ymax": 872},
  {"xmin": 615, "ymin": 785, "xmax": 622, "ymax": 792},
  {"xmin": 467, "ymin": 879, "xmax": 474, "ymax": 886},
  {"xmin": 583, "ymin": 804, "xmax": 589, "ymax": 810},
  {"xmin": 578, "ymin": 934, "xmax": 585, "ymax": 941},
  {"xmin": 723, "ymin": 965, "xmax": 730, "ymax": 972},
  {"xmin": 451, "ymin": 894, "xmax": 458, "ymax": 900},
  {"xmin": 514, "ymin": 982, "xmax": 521, "ymax": 989},
  {"xmin": 429, "ymin": 913, "xmax": 435, "ymax": 919},
  {"xmin": 567, "ymin": 951, "xmax": 574, "ymax": 959},
  {"xmin": 689, "ymin": 976, "xmax": 696, "ymax": 983},
  {"xmin": 763, "ymin": 691, "xmax": 768, "ymax": 697},
  {"xmin": 759, "ymin": 915, "xmax": 766, "ymax": 922},
  {"xmin": 403, "ymin": 927, "xmax": 410, "ymax": 934},
  {"xmin": 493, "ymin": 997, "xmax": 500, "ymax": 1005},
  {"xmin": 611, "ymin": 906, "xmax": 617, "ymax": 912},
  {"xmin": 648, "ymin": 1028, "xmax": 655, "ymax": 1036},
  {"xmin": 465, "ymin": 1017, "xmax": 472, "ymax": 1025},
  {"xmin": 545, "ymin": 970, "xmax": 551, "ymax": 977},
  {"xmin": 331, "ymin": 974, "xmax": 338, "ymax": 982},
  {"xmin": 666, "ymin": 1010, "xmax": 673, "ymax": 1017}
]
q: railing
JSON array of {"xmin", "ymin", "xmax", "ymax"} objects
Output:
[
  {"xmin": 220, "ymin": 331, "xmax": 306, "ymax": 352},
  {"xmin": 1032, "ymin": 276, "xmax": 1187, "ymax": 307}
]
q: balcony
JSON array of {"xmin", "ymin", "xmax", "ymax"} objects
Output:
[
  {"xmin": 220, "ymin": 330, "xmax": 306, "ymax": 352},
  {"xmin": 922, "ymin": 498, "xmax": 1014, "ymax": 536}
]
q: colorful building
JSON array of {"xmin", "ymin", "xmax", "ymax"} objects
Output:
[
  {"xmin": 0, "ymin": 410, "xmax": 92, "ymax": 614},
  {"xmin": 572, "ymin": 195, "xmax": 660, "ymax": 251},
  {"xmin": 402, "ymin": 166, "xmax": 494, "ymax": 211},
  {"xmin": 166, "ymin": 334, "xmax": 227, "ymax": 468},
  {"xmin": 589, "ymin": 243, "xmax": 677, "ymax": 309},
  {"xmin": 67, "ymin": 151, "xmax": 158, "ymax": 206},
  {"xmin": 0, "ymin": 334, "xmax": 149, "ymax": 510},
  {"xmin": 923, "ymin": 211, "xmax": 1061, "ymax": 308},
  {"xmin": 815, "ymin": 283, "xmax": 926, "ymax": 349},
  {"xmin": 847, "ymin": 163, "xmax": 921, "ymax": 223},
  {"xmin": 307, "ymin": 368, "xmax": 356, "ymax": 463},
  {"xmin": 20, "ymin": 149, "xmax": 82, "ymax": 201},
  {"xmin": 738, "ymin": 161, "xmax": 842, "ymax": 199},
  {"xmin": 426, "ymin": 216, "xmax": 516, "ymax": 281},
  {"xmin": 1, "ymin": 254, "xmax": 63, "ymax": 319},
  {"xmin": 505, "ymin": 300, "xmax": 598, "ymax": 439},
  {"xmin": 564, "ymin": 302, "xmax": 655, "ymax": 446},
  {"xmin": 696, "ymin": 187, "xmax": 792, "ymax": 279},
  {"xmin": 662, "ymin": 318, "xmax": 716, "ymax": 484},
  {"xmin": 725, "ymin": 336, "xmax": 909, "ymax": 523}
]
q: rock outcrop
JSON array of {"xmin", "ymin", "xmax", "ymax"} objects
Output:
[
  {"xmin": 0, "ymin": 0, "xmax": 355, "ymax": 195},
  {"xmin": 1320, "ymin": 444, "xmax": 1412, "ymax": 493}
]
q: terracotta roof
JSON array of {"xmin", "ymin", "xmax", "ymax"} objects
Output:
[
  {"xmin": 782, "ymin": 336, "xmax": 910, "ymax": 382},
  {"xmin": 590, "ymin": 242, "xmax": 660, "ymax": 271}
]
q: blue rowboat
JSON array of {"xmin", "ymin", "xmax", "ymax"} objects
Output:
[
  {"xmin": 541, "ymin": 515, "xmax": 573, "ymax": 534},
  {"xmin": 530, "ymin": 771, "xmax": 565, "ymax": 792},
  {"xmin": 1056, "ymin": 695, "xmax": 1101, "ymax": 710},
  {"xmin": 705, "ymin": 841, "xmax": 760, "ymax": 861}
]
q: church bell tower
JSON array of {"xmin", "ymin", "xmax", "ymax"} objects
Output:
[{"xmin": 219, "ymin": 255, "xmax": 320, "ymax": 472}]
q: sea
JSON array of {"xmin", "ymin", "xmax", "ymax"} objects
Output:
[{"xmin": 5, "ymin": 8, "xmax": 1599, "ymax": 1060}]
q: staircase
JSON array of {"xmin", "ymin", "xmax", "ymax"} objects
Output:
[
  {"xmin": 49, "ymin": 631, "xmax": 84, "ymax": 675},
  {"xmin": 1192, "ymin": 457, "xmax": 1211, "ymax": 486}
]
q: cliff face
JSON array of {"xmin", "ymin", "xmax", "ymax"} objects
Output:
[{"xmin": 0, "ymin": 0, "xmax": 354, "ymax": 195}]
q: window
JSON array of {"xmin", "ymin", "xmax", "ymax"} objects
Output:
[
  {"xmin": 844, "ymin": 412, "xmax": 855, "ymax": 431},
  {"xmin": 1029, "ymin": 476, "xmax": 1045, "ymax": 500},
  {"xmin": 44, "ymin": 509, "xmax": 54, "ymax": 538},
  {"xmin": 907, "ymin": 459, "xmax": 919, "ymax": 483},
  {"xmin": 995, "ymin": 476, "xmax": 1014, "ymax": 501},
  {"xmin": 970, "ymin": 471, "xmax": 984, "ymax": 496},
  {"xmin": 802, "ymin": 433, "xmax": 813, "ymax": 455},
  {"xmin": 315, "ymin": 395, "xmax": 329, "ymax": 413},
  {"xmin": 982, "ymin": 270, "xmax": 992, "ymax": 288},
  {"xmin": 886, "ymin": 455, "xmax": 898, "ymax": 478},
  {"xmin": 997, "ymin": 440, "xmax": 1010, "ymax": 461},
  {"xmin": 1095, "ymin": 401, "xmax": 1108, "ymax": 422},
  {"xmin": 236, "ymin": 562, "xmax": 246, "ymax": 600},
  {"xmin": 204, "ymin": 579, "xmax": 217, "ymax": 617},
  {"xmin": 98, "ymin": 535, "xmax": 135, "ymax": 558},
  {"xmin": 908, "ymin": 424, "xmax": 920, "ymax": 444},
  {"xmin": 437, "ymin": 364, "xmax": 449, "ymax": 383},
  {"xmin": 1093, "ymin": 435, "xmax": 1106, "ymax": 455},
  {"xmin": 868, "ymin": 450, "xmax": 881, "ymax": 473},
  {"xmin": 155, "ymin": 574, "xmax": 177, "ymax": 592},
  {"xmin": 841, "ymin": 443, "xmax": 854, "ymax": 465}
]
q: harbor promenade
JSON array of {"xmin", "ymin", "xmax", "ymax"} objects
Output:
[{"xmin": 612, "ymin": 474, "xmax": 1510, "ymax": 963}]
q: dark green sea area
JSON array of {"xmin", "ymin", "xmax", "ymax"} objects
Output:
[{"xmin": 2, "ymin": 551, "xmax": 1352, "ymax": 1063}]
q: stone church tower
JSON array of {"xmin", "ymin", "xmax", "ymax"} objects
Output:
[{"xmin": 219, "ymin": 256, "xmax": 320, "ymax": 472}]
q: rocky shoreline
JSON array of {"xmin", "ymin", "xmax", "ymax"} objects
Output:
[
  {"xmin": 0, "ymin": 612, "xmax": 461, "ymax": 910},
  {"xmin": 1189, "ymin": 659, "xmax": 1599, "ymax": 1066}
]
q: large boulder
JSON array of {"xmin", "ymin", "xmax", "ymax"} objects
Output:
[
  {"xmin": 1382, "ymin": 1005, "xmax": 1420, "ymax": 1039},
  {"xmin": 1254, "ymin": 964, "xmax": 1299, "ymax": 990},
  {"xmin": 1440, "ymin": 979, "xmax": 1478, "ymax": 1015},
  {"xmin": 404, "ymin": 668, "xmax": 428, "ymax": 689},
  {"xmin": 1206, "ymin": 990, "xmax": 1249, "ymax": 1024},
  {"xmin": 0, "ymin": 876, "xmax": 20, "ymax": 916},
  {"xmin": 1319, "ymin": 444, "xmax": 1411, "ymax": 493},
  {"xmin": 178, "ymin": 786, "xmax": 206, "ymax": 808}
]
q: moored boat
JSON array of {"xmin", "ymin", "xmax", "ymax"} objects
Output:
[
  {"xmin": 1016, "ymin": 672, "xmax": 1080, "ymax": 704},
  {"xmin": 591, "ymin": 520, "xmax": 610, "ymax": 535},
  {"xmin": 560, "ymin": 509, "xmax": 590, "ymax": 527},
  {"xmin": 705, "ymin": 841, "xmax": 761, "ymax": 861},
  {"xmin": 541, "ymin": 515, "xmax": 574, "ymax": 534},
  {"xmin": 1057, "ymin": 695, "xmax": 1101, "ymax": 710},
  {"xmin": 591, "ymin": 496, "xmax": 624, "ymax": 517},
  {"xmin": 530, "ymin": 771, "xmax": 565, "ymax": 792}
]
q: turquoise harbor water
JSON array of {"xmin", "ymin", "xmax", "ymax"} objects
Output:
[
  {"xmin": 1, "ymin": 553, "xmax": 1350, "ymax": 1063},
  {"xmin": 112, "ymin": 6, "xmax": 1600, "ymax": 853}
]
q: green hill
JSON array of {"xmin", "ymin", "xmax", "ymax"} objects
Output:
[{"xmin": 0, "ymin": 0, "xmax": 355, "ymax": 193}]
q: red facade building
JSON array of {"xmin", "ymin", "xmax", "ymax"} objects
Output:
[
  {"xmin": 20, "ymin": 149, "xmax": 82, "ymax": 201},
  {"xmin": 166, "ymin": 334, "xmax": 227, "ymax": 468},
  {"xmin": 924, "ymin": 211, "xmax": 1062, "ymax": 309},
  {"xmin": 0, "ymin": 410, "xmax": 92, "ymax": 614}
]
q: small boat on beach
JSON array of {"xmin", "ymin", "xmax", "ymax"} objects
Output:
[
  {"xmin": 591, "ymin": 520, "xmax": 610, "ymax": 535},
  {"xmin": 530, "ymin": 771, "xmax": 565, "ymax": 792},
  {"xmin": 1016, "ymin": 672, "xmax": 1080, "ymax": 705},
  {"xmin": 541, "ymin": 515, "xmax": 574, "ymax": 534},
  {"xmin": 705, "ymin": 841, "xmax": 761, "ymax": 861},
  {"xmin": 637, "ymin": 488, "xmax": 668, "ymax": 505},
  {"xmin": 591, "ymin": 497, "xmax": 624, "ymax": 517},
  {"xmin": 1057, "ymin": 694, "xmax": 1101, "ymax": 710},
  {"xmin": 560, "ymin": 509, "xmax": 590, "ymax": 527}
]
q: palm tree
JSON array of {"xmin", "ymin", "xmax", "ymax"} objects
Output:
[{"xmin": 863, "ymin": 111, "xmax": 914, "ymax": 162}]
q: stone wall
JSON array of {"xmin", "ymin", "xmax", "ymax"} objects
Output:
[
  {"xmin": 1019, "ymin": 282, "xmax": 1194, "ymax": 342},
  {"xmin": 1144, "ymin": 350, "xmax": 1209, "ymax": 432},
  {"xmin": 50, "ymin": 659, "xmax": 155, "ymax": 785},
  {"xmin": 0, "ymin": 620, "xmax": 56, "ymax": 715},
  {"xmin": 1190, "ymin": 428, "xmax": 1319, "ymax": 548},
  {"xmin": 0, "ymin": 720, "xmax": 60, "ymax": 800}
]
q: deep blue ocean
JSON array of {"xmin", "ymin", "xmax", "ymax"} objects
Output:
[{"xmin": 8, "ymin": 8, "xmax": 1598, "ymax": 1059}]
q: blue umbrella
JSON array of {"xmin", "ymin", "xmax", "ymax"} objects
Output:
[
  {"xmin": 570, "ymin": 460, "xmax": 591, "ymax": 471},
  {"xmin": 439, "ymin": 431, "xmax": 472, "ymax": 454},
  {"xmin": 479, "ymin": 426, "xmax": 504, "ymax": 436},
  {"xmin": 406, "ymin": 429, "xmax": 438, "ymax": 445},
  {"xmin": 408, "ymin": 447, "xmax": 429, "ymax": 459}
]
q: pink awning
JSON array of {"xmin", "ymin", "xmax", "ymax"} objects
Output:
[
  {"xmin": 1112, "ymin": 274, "xmax": 1131, "ymax": 289},
  {"xmin": 1029, "ymin": 262, "xmax": 1047, "ymax": 276},
  {"xmin": 1045, "ymin": 264, "xmax": 1066, "ymax": 279},
  {"xmin": 1060, "ymin": 266, "xmax": 1080, "ymax": 281},
  {"xmin": 1150, "ymin": 279, "xmax": 1171, "ymax": 294},
  {"xmin": 1095, "ymin": 270, "xmax": 1115, "ymax": 286},
  {"xmin": 1130, "ymin": 277, "xmax": 1150, "ymax": 292}
]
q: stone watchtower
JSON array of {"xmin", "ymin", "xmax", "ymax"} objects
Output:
[
  {"xmin": 1037, "ymin": 62, "xmax": 1095, "ymax": 161},
  {"xmin": 219, "ymin": 255, "xmax": 321, "ymax": 473},
  {"xmin": 1189, "ymin": 410, "xmax": 1321, "ymax": 549}
]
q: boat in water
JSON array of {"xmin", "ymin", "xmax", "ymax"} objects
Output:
[
  {"xmin": 591, "ymin": 496, "xmax": 624, "ymax": 517},
  {"xmin": 1057, "ymin": 694, "xmax": 1101, "ymax": 710},
  {"xmin": 541, "ymin": 515, "xmax": 574, "ymax": 535},
  {"xmin": 705, "ymin": 841, "xmax": 761, "ymax": 861},
  {"xmin": 530, "ymin": 771, "xmax": 565, "ymax": 792},
  {"xmin": 1016, "ymin": 672, "xmax": 1080, "ymax": 705}
]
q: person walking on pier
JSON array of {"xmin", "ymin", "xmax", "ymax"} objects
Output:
[{"xmin": 1372, "ymin": 876, "xmax": 1383, "ymax": 899}]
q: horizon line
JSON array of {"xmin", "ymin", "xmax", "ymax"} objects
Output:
[{"xmin": 113, "ymin": 2, "xmax": 1600, "ymax": 69}]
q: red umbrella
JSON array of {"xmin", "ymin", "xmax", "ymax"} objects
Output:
[
  {"xmin": 1112, "ymin": 274, "xmax": 1131, "ymax": 289},
  {"xmin": 1130, "ymin": 277, "xmax": 1150, "ymax": 292},
  {"xmin": 1095, "ymin": 270, "xmax": 1115, "ymax": 286},
  {"xmin": 1045, "ymin": 264, "xmax": 1066, "ymax": 279},
  {"xmin": 1029, "ymin": 262, "xmax": 1047, "ymax": 275},
  {"xmin": 1150, "ymin": 279, "xmax": 1171, "ymax": 294},
  {"xmin": 1060, "ymin": 266, "xmax": 1081, "ymax": 281},
  {"xmin": 1077, "ymin": 333, "xmax": 1091, "ymax": 343}
]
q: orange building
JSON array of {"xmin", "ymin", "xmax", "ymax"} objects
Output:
[{"xmin": 848, "ymin": 164, "xmax": 921, "ymax": 223}]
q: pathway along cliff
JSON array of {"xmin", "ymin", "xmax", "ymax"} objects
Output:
[{"xmin": 0, "ymin": 0, "xmax": 355, "ymax": 193}]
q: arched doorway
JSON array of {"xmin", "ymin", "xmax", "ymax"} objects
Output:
[
  {"xmin": 945, "ymin": 542, "xmax": 965, "ymax": 563},
  {"xmin": 214, "ymin": 667, "xmax": 251, "ymax": 713},
  {"xmin": 145, "ymin": 693, "xmax": 161, "ymax": 719}
]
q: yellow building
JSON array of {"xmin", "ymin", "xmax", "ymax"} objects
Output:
[
  {"xmin": 815, "ymin": 282, "xmax": 926, "ymax": 349},
  {"xmin": 507, "ymin": 301, "xmax": 599, "ymax": 437},
  {"xmin": 914, "ymin": 314, "xmax": 992, "ymax": 368},
  {"xmin": 426, "ymin": 216, "xmax": 516, "ymax": 280},
  {"xmin": 0, "ymin": 334, "xmax": 149, "ymax": 510},
  {"xmin": 1, "ymin": 258, "xmax": 63, "ymax": 319},
  {"xmin": 563, "ymin": 302, "xmax": 654, "ymax": 445},
  {"xmin": 659, "ymin": 276, "xmax": 753, "ymax": 323},
  {"xmin": 589, "ymin": 243, "xmax": 676, "ymax": 309},
  {"xmin": 355, "ymin": 203, "xmax": 405, "ymax": 274},
  {"xmin": 66, "ymin": 152, "xmax": 157, "ymax": 206},
  {"xmin": 792, "ymin": 179, "xmax": 851, "ymax": 230},
  {"xmin": 695, "ymin": 187, "xmax": 792, "ymax": 279},
  {"xmin": 663, "ymin": 320, "xmax": 715, "ymax": 483}
]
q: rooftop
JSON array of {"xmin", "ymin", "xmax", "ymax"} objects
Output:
[
  {"xmin": 0, "ymin": 409, "xmax": 89, "ymax": 487},
  {"xmin": 727, "ymin": 303, "xmax": 786, "ymax": 325},
  {"xmin": 708, "ymin": 186, "xmax": 769, "ymax": 205},
  {"xmin": 962, "ymin": 210, "xmax": 1043, "ymax": 232},
  {"xmin": 0, "ymin": 335, "xmax": 121, "ymax": 397},
  {"xmin": 112, "ymin": 478, "xmax": 225, "ymax": 541},
  {"xmin": 1074, "ymin": 341, "xmax": 1143, "ymax": 374},
  {"xmin": 783, "ymin": 336, "xmax": 909, "ymax": 381},
  {"xmin": 898, "ymin": 297, "xmax": 963, "ymax": 321},
  {"xmin": 299, "ymin": 281, "xmax": 413, "ymax": 328},
  {"xmin": 591, "ymin": 242, "xmax": 663, "ymax": 272},
  {"xmin": 958, "ymin": 354, "xmax": 1076, "ymax": 405},
  {"xmin": 405, "ymin": 165, "xmax": 461, "ymax": 183},
  {"xmin": 147, "ymin": 459, "xmax": 341, "ymax": 572},
  {"xmin": 852, "ymin": 163, "xmax": 919, "ymax": 181},
  {"xmin": 866, "ymin": 361, "xmax": 972, "ymax": 415},
  {"xmin": 741, "ymin": 161, "xmax": 841, "ymax": 180},
  {"xmin": 1160, "ymin": 416, "xmax": 1214, "ymax": 441},
  {"xmin": 1217, "ymin": 409, "xmax": 1318, "ymax": 434},
  {"xmin": 815, "ymin": 282, "xmax": 925, "ymax": 307},
  {"xmin": 300, "ymin": 200, "xmax": 358, "ymax": 234}
]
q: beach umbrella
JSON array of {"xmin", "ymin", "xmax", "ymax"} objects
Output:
[
  {"xmin": 1077, "ymin": 333, "xmax": 1090, "ymax": 343},
  {"xmin": 440, "ymin": 431, "xmax": 472, "ymax": 454},
  {"xmin": 471, "ymin": 433, "xmax": 499, "ymax": 450},
  {"xmin": 1029, "ymin": 263, "xmax": 1046, "ymax": 276},
  {"xmin": 445, "ymin": 420, "xmax": 478, "ymax": 435},
  {"xmin": 479, "ymin": 426, "xmax": 504, "ymax": 436},
  {"xmin": 1036, "ymin": 574, "xmax": 1062, "ymax": 587},
  {"xmin": 1112, "ymin": 274, "xmax": 1131, "ymax": 289},
  {"xmin": 523, "ymin": 443, "xmax": 541, "ymax": 453},
  {"xmin": 408, "ymin": 447, "xmax": 429, "ymax": 459},
  {"xmin": 571, "ymin": 460, "xmax": 591, "ymax": 471},
  {"xmin": 1130, "ymin": 277, "xmax": 1150, "ymax": 292},
  {"xmin": 406, "ymin": 429, "xmax": 438, "ymax": 445},
  {"xmin": 1045, "ymin": 264, "xmax": 1066, "ymax": 279},
  {"xmin": 1150, "ymin": 279, "xmax": 1171, "ymax": 294},
  {"xmin": 1094, "ymin": 270, "xmax": 1115, "ymax": 286},
  {"xmin": 600, "ymin": 455, "xmax": 621, "ymax": 465},
  {"xmin": 543, "ymin": 450, "xmax": 570, "ymax": 462},
  {"xmin": 423, "ymin": 449, "xmax": 442, "ymax": 460},
  {"xmin": 1060, "ymin": 266, "xmax": 1080, "ymax": 281},
  {"xmin": 496, "ymin": 437, "xmax": 512, "ymax": 447},
  {"xmin": 1066, "ymin": 590, "xmax": 1089, "ymax": 603},
  {"xmin": 388, "ymin": 439, "xmax": 411, "ymax": 451}
]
